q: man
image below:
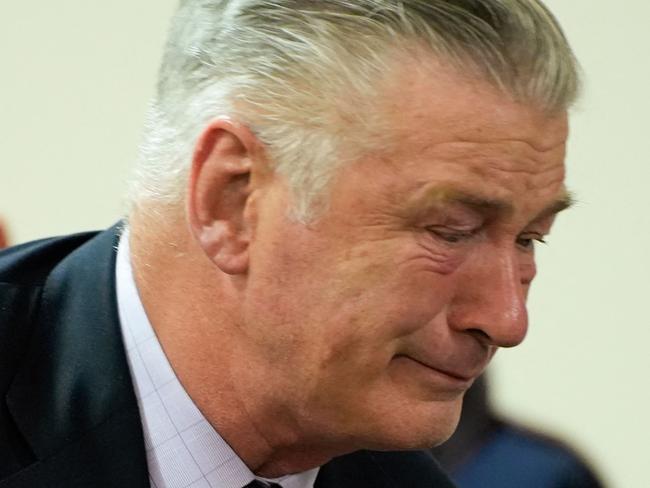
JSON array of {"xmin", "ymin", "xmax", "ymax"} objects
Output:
[{"xmin": 0, "ymin": 1, "xmax": 580, "ymax": 487}]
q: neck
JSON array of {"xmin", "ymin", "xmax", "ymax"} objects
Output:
[{"xmin": 127, "ymin": 210, "xmax": 339, "ymax": 477}]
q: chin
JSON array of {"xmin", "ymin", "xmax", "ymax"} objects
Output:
[{"xmin": 362, "ymin": 397, "xmax": 463, "ymax": 451}]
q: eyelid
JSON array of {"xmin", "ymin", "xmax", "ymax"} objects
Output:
[
  {"xmin": 426, "ymin": 225, "xmax": 482, "ymax": 244},
  {"xmin": 429, "ymin": 224, "xmax": 479, "ymax": 233},
  {"xmin": 527, "ymin": 215, "xmax": 557, "ymax": 234},
  {"xmin": 516, "ymin": 231, "xmax": 548, "ymax": 250},
  {"xmin": 518, "ymin": 229, "xmax": 549, "ymax": 241}
]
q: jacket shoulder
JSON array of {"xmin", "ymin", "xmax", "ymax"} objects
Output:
[
  {"xmin": 0, "ymin": 228, "xmax": 132, "ymax": 481},
  {"xmin": 0, "ymin": 231, "xmax": 99, "ymax": 286},
  {"xmin": 0, "ymin": 231, "xmax": 102, "ymax": 389}
]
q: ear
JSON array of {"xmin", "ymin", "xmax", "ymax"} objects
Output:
[{"xmin": 187, "ymin": 118, "xmax": 267, "ymax": 275}]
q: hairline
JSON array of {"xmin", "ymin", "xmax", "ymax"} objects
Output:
[{"xmin": 129, "ymin": 0, "xmax": 581, "ymax": 224}]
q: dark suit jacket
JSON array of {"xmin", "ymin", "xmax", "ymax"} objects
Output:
[{"xmin": 0, "ymin": 227, "xmax": 455, "ymax": 488}]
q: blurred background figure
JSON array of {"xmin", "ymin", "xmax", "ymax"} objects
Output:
[
  {"xmin": 432, "ymin": 375, "xmax": 604, "ymax": 488},
  {"xmin": 0, "ymin": 219, "xmax": 8, "ymax": 249}
]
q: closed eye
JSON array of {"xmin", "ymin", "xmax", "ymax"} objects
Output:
[
  {"xmin": 516, "ymin": 233, "xmax": 547, "ymax": 250},
  {"xmin": 426, "ymin": 226, "xmax": 480, "ymax": 244}
]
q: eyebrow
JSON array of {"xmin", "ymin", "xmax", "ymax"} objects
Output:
[
  {"xmin": 535, "ymin": 191, "xmax": 575, "ymax": 220},
  {"xmin": 414, "ymin": 187, "xmax": 575, "ymax": 221}
]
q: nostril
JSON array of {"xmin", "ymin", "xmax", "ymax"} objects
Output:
[{"xmin": 466, "ymin": 328, "xmax": 491, "ymax": 346}]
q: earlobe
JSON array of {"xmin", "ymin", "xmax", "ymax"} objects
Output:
[
  {"xmin": 195, "ymin": 220, "xmax": 250, "ymax": 275},
  {"xmin": 187, "ymin": 119, "xmax": 262, "ymax": 275}
]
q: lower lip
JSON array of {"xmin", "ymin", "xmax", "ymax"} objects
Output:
[{"xmin": 395, "ymin": 356, "xmax": 475, "ymax": 391}]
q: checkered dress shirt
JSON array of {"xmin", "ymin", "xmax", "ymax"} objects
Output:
[{"xmin": 115, "ymin": 231, "xmax": 319, "ymax": 488}]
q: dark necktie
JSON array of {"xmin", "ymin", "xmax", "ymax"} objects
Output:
[{"xmin": 244, "ymin": 480, "xmax": 282, "ymax": 488}]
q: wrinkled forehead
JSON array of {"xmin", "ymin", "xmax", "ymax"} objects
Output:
[
  {"xmin": 408, "ymin": 184, "xmax": 573, "ymax": 222},
  {"xmin": 341, "ymin": 61, "xmax": 572, "ymax": 224},
  {"xmin": 376, "ymin": 56, "xmax": 569, "ymax": 155}
]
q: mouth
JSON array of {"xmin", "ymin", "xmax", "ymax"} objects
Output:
[{"xmin": 393, "ymin": 354, "xmax": 483, "ymax": 391}]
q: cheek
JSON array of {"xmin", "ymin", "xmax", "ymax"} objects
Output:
[
  {"xmin": 404, "ymin": 251, "xmax": 465, "ymax": 277},
  {"xmin": 520, "ymin": 257, "xmax": 537, "ymax": 285},
  {"xmin": 247, "ymin": 229, "xmax": 459, "ymax": 372},
  {"xmin": 323, "ymin": 260, "xmax": 458, "ymax": 348},
  {"xmin": 412, "ymin": 234, "xmax": 467, "ymax": 275}
]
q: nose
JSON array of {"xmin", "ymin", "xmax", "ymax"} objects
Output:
[{"xmin": 448, "ymin": 246, "xmax": 529, "ymax": 348}]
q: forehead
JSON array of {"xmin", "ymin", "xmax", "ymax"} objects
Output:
[
  {"xmin": 376, "ymin": 56, "xmax": 569, "ymax": 155},
  {"xmin": 332, "ymin": 55, "xmax": 568, "ymax": 221}
]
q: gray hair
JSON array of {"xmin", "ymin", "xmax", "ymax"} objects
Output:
[{"xmin": 130, "ymin": 0, "xmax": 580, "ymax": 221}]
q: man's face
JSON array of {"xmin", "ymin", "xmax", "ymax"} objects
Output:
[{"xmin": 235, "ymin": 64, "xmax": 569, "ymax": 452}]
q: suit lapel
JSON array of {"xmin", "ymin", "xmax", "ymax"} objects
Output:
[
  {"xmin": 316, "ymin": 450, "xmax": 456, "ymax": 488},
  {"xmin": 315, "ymin": 450, "xmax": 396, "ymax": 488},
  {"xmin": 0, "ymin": 405, "xmax": 146, "ymax": 488},
  {"xmin": 3, "ymin": 226, "xmax": 149, "ymax": 487}
]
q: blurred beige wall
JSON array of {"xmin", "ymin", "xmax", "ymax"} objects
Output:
[
  {"xmin": 0, "ymin": 2, "xmax": 177, "ymax": 243},
  {"xmin": 491, "ymin": 2, "xmax": 650, "ymax": 487},
  {"xmin": 1, "ymin": 2, "xmax": 648, "ymax": 486}
]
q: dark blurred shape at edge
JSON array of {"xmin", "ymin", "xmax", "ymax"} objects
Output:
[
  {"xmin": 0, "ymin": 219, "xmax": 8, "ymax": 249},
  {"xmin": 431, "ymin": 375, "xmax": 605, "ymax": 488}
]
